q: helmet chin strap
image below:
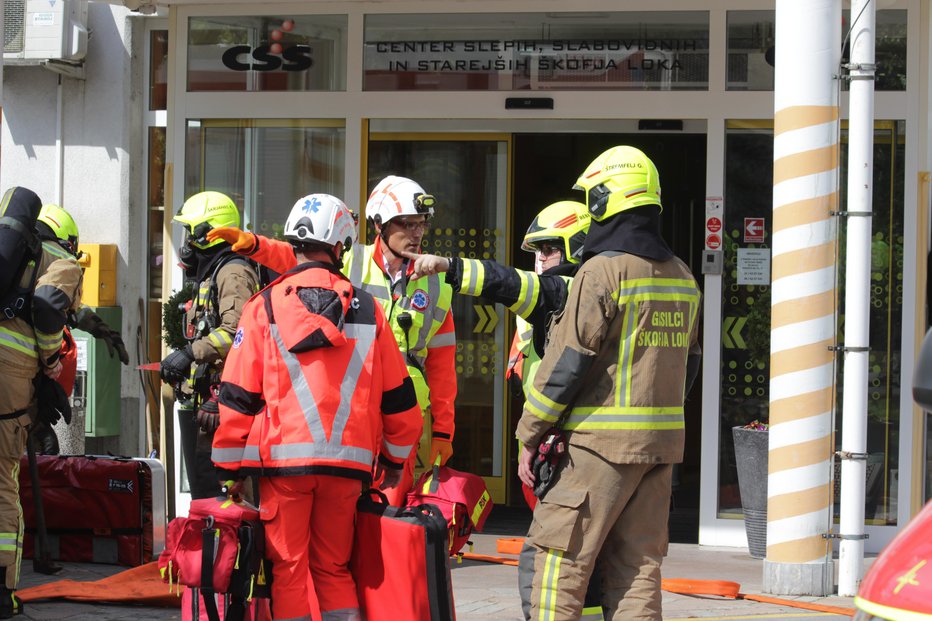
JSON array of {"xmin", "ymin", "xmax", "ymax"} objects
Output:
[{"xmin": 379, "ymin": 224, "xmax": 405, "ymax": 261}]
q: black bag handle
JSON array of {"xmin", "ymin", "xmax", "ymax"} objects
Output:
[
  {"xmin": 200, "ymin": 520, "xmax": 222, "ymax": 621},
  {"xmin": 229, "ymin": 523, "xmax": 257, "ymax": 621}
]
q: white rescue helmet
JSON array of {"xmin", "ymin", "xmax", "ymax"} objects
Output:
[
  {"xmin": 284, "ymin": 193, "xmax": 357, "ymax": 252},
  {"xmin": 364, "ymin": 175, "xmax": 435, "ymax": 226}
]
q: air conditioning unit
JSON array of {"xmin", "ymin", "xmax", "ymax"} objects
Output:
[{"xmin": 3, "ymin": 0, "xmax": 88, "ymax": 64}]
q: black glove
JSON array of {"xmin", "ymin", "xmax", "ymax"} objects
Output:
[
  {"xmin": 31, "ymin": 421, "xmax": 61, "ymax": 455},
  {"xmin": 532, "ymin": 428, "xmax": 567, "ymax": 499},
  {"xmin": 197, "ymin": 394, "xmax": 220, "ymax": 433},
  {"xmin": 73, "ymin": 308, "xmax": 129, "ymax": 365},
  {"xmin": 160, "ymin": 345, "xmax": 194, "ymax": 384},
  {"xmin": 35, "ymin": 374, "xmax": 72, "ymax": 426}
]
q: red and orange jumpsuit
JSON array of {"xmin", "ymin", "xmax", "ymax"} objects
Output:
[
  {"xmin": 232, "ymin": 233, "xmax": 456, "ymax": 504},
  {"xmin": 213, "ymin": 262, "xmax": 421, "ymax": 621}
]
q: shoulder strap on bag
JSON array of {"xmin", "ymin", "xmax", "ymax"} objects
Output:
[{"xmin": 200, "ymin": 522, "xmax": 222, "ymax": 621}]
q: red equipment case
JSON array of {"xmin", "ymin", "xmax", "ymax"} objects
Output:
[
  {"xmin": 181, "ymin": 587, "xmax": 272, "ymax": 621},
  {"xmin": 350, "ymin": 490, "xmax": 455, "ymax": 621},
  {"xmin": 18, "ymin": 454, "xmax": 167, "ymax": 566},
  {"xmin": 406, "ymin": 464, "xmax": 493, "ymax": 556}
]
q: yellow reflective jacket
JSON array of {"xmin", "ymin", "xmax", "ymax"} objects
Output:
[{"xmin": 0, "ymin": 240, "xmax": 83, "ymax": 377}]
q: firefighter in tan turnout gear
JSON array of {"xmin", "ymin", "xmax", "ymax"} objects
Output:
[
  {"xmin": 160, "ymin": 191, "xmax": 260, "ymax": 500},
  {"xmin": 516, "ymin": 146, "xmax": 702, "ymax": 621},
  {"xmin": 0, "ymin": 189, "xmax": 84, "ymax": 618}
]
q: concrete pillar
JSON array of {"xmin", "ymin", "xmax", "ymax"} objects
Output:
[{"xmin": 765, "ymin": 0, "xmax": 840, "ymax": 596}]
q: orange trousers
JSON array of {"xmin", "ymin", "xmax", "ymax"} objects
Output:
[{"xmin": 258, "ymin": 475, "xmax": 363, "ymax": 621}]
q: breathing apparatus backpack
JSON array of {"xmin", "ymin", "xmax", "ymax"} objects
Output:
[{"xmin": 0, "ymin": 187, "xmax": 43, "ymax": 321}]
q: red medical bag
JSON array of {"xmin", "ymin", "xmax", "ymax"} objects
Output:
[
  {"xmin": 351, "ymin": 490, "xmax": 455, "ymax": 621},
  {"xmin": 159, "ymin": 496, "xmax": 272, "ymax": 621},
  {"xmin": 406, "ymin": 464, "xmax": 493, "ymax": 555},
  {"xmin": 181, "ymin": 587, "xmax": 272, "ymax": 621},
  {"xmin": 19, "ymin": 454, "xmax": 166, "ymax": 566}
]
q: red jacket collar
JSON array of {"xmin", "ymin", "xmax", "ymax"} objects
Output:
[{"xmin": 372, "ymin": 237, "xmax": 417, "ymax": 278}]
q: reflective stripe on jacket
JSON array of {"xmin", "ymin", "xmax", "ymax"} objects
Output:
[
  {"xmin": 245, "ymin": 233, "xmax": 458, "ymax": 440},
  {"xmin": 0, "ymin": 240, "xmax": 82, "ymax": 370},
  {"xmin": 187, "ymin": 258, "xmax": 259, "ymax": 365},
  {"xmin": 516, "ymin": 251, "xmax": 701, "ymax": 465},
  {"xmin": 449, "ymin": 257, "xmax": 573, "ymax": 399},
  {"xmin": 214, "ymin": 262, "xmax": 422, "ymax": 479}
]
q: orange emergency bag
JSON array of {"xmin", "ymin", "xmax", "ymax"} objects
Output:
[{"xmin": 405, "ymin": 464, "xmax": 493, "ymax": 556}]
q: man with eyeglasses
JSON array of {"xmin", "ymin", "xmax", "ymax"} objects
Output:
[{"xmin": 207, "ymin": 176, "xmax": 458, "ymax": 504}]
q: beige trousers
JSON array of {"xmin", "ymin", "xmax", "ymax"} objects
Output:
[{"xmin": 527, "ymin": 444, "xmax": 672, "ymax": 621}]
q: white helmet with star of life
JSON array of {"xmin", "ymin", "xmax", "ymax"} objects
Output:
[
  {"xmin": 364, "ymin": 175, "xmax": 435, "ymax": 226},
  {"xmin": 284, "ymin": 193, "xmax": 357, "ymax": 253}
]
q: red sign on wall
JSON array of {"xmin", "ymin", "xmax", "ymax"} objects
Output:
[
  {"xmin": 706, "ymin": 233, "xmax": 722, "ymax": 250},
  {"xmin": 744, "ymin": 218, "xmax": 765, "ymax": 243}
]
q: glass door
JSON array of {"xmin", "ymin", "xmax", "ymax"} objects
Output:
[
  {"xmin": 367, "ymin": 133, "xmax": 511, "ymax": 503},
  {"xmin": 720, "ymin": 120, "xmax": 905, "ymax": 527}
]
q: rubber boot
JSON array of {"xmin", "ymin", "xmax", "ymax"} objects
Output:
[{"xmin": 0, "ymin": 568, "xmax": 23, "ymax": 619}]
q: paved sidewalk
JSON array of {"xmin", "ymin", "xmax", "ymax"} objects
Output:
[{"xmin": 16, "ymin": 513, "xmax": 866, "ymax": 620}]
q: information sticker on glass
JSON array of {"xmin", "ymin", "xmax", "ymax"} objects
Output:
[{"xmin": 737, "ymin": 248, "xmax": 770, "ymax": 286}]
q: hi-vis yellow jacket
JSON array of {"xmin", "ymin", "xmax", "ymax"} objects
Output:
[
  {"xmin": 0, "ymin": 240, "xmax": 83, "ymax": 415},
  {"xmin": 516, "ymin": 251, "xmax": 701, "ymax": 464}
]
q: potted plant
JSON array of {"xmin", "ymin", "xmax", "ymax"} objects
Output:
[{"xmin": 732, "ymin": 419, "xmax": 769, "ymax": 559}]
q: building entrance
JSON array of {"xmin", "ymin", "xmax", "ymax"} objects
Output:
[{"xmin": 365, "ymin": 129, "xmax": 706, "ymax": 540}]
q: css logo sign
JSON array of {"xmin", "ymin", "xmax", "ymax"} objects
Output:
[{"xmin": 221, "ymin": 45, "xmax": 313, "ymax": 72}]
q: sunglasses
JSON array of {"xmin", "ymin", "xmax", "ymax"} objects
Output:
[{"xmin": 528, "ymin": 241, "xmax": 562, "ymax": 257}]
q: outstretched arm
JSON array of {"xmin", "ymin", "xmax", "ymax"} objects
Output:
[
  {"xmin": 402, "ymin": 251, "xmax": 570, "ymax": 328},
  {"xmin": 207, "ymin": 227, "xmax": 298, "ymax": 275}
]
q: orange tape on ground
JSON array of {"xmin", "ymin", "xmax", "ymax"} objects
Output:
[
  {"xmin": 661, "ymin": 579, "xmax": 740, "ymax": 598},
  {"xmin": 496, "ymin": 537, "xmax": 525, "ymax": 556},
  {"xmin": 662, "ymin": 579, "xmax": 855, "ymax": 617},
  {"xmin": 739, "ymin": 593, "xmax": 855, "ymax": 617},
  {"xmin": 460, "ymin": 552, "xmax": 520, "ymax": 566}
]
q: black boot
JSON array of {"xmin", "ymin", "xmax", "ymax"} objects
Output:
[{"xmin": 0, "ymin": 568, "xmax": 23, "ymax": 618}]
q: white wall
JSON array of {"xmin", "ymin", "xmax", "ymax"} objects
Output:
[{"xmin": 1, "ymin": 3, "xmax": 147, "ymax": 457}]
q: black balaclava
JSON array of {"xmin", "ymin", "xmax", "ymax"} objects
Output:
[
  {"xmin": 192, "ymin": 243, "xmax": 230, "ymax": 285},
  {"xmin": 581, "ymin": 204, "xmax": 674, "ymax": 262}
]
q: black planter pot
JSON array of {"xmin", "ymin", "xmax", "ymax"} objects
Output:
[{"xmin": 732, "ymin": 426, "xmax": 769, "ymax": 559}]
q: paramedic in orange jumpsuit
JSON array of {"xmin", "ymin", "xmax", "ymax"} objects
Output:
[
  {"xmin": 212, "ymin": 193, "xmax": 422, "ymax": 621},
  {"xmin": 208, "ymin": 176, "xmax": 457, "ymax": 504}
]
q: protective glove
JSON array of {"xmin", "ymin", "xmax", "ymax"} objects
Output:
[
  {"xmin": 35, "ymin": 374, "xmax": 72, "ymax": 426},
  {"xmin": 31, "ymin": 421, "xmax": 61, "ymax": 455},
  {"xmin": 220, "ymin": 476, "xmax": 246, "ymax": 502},
  {"xmin": 73, "ymin": 308, "xmax": 129, "ymax": 364},
  {"xmin": 429, "ymin": 437, "xmax": 453, "ymax": 466},
  {"xmin": 206, "ymin": 227, "xmax": 256, "ymax": 254},
  {"xmin": 376, "ymin": 462, "xmax": 403, "ymax": 491},
  {"xmin": 160, "ymin": 345, "xmax": 194, "ymax": 384},
  {"xmin": 197, "ymin": 393, "xmax": 221, "ymax": 433}
]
